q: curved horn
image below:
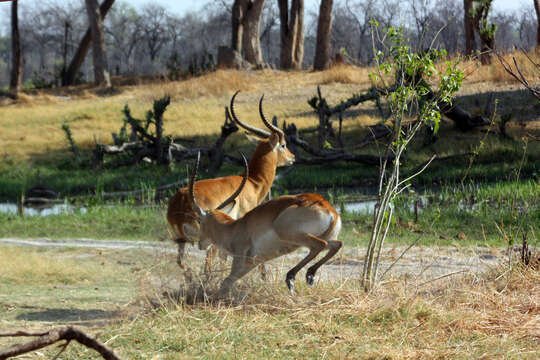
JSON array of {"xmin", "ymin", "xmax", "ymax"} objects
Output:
[
  {"xmin": 216, "ymin": 152, "xmax": 249, "ymax": 210},
  {"xmin": 188, "ymin": 152, "xmax": 204, "ymax": 216},
  {"xmin": 259, "ymin": 94, "xmax": 285, "ymax": 138},
  {"xmin": 229, "ymin": 90, "xmax": 270, "ymax": 139}
]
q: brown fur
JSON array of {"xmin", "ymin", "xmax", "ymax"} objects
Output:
[
  {"xmin": 166, "ymin": 124, "xmax": 294, "ymax": 267},
  {"xmin": 190, "ymin": 192, "xmax": 342, "ymax": 293}
]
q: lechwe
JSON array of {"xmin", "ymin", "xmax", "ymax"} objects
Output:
[
  {"xmin": 183, "ymin": 153, "xmax": 343, "ymax": 294},
  {"xmin": 167, "ymin": 91, "xmax": 295, "ymax": 269}
]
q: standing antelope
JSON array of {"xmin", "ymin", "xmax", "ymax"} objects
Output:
[
  {"xmin": 183, "ymin": 153, "xmax": 343, "ymax": 294},
  {"xmin": 167, "ymin": 91, "xmax": 295, "ymax": 269}
]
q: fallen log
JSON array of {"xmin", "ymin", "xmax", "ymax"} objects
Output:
[{"xmin": 0, "ymin": 326, "xmax": 120, "ymax": 360}]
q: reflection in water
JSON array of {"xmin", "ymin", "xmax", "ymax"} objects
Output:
[{"xmin": 0, "ymin": 203, "xmax": 86, "ymax": 217}]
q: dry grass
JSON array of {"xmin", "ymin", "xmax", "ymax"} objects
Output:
[
  {"xmin": 0, "ymin": 245, "xmax": 120, "ymax": 285},
  {"xmin": 319, "ymin": 64, "xmax": 373, "ymax": 85},
  {"xmin": 463, "ymin": 50, "xmax": 540, "ymax": 84},
  {"xmin": 1, "ymin": 51, "xmax": 538, "ymax": 161},
  {"xmin": 95, "ymin": 260, "xmax": 540, "ymax": 359}
]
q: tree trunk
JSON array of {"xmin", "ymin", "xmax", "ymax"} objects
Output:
[
  {"xmin": 278, "ymin": 0, "xmax": 304, "ymax": 70},
  {"xmin": 242, "ymin": 0, "xmax": 265, "ymax": 66},
  {"xmin": 313, "ymin": 0, "xmax": 333, "ymax": 71},
  {"xmin": 463, "ymin": 0, "xmax": 475, "ymax": 55},
  {"xmin": 63, "ymin": 0, "xmax": 115, "ymax": 86},
  {"xmin": 471, "ymin": 0, "xmax": 495, "ymax": 65},
  {"xmin": 85, "ymin": 0, "xmax": 111, "ymax": 87},
  {"xmin": 478, "ymin": 32, "xmax": 494, "ymax": 65},
  {"xmin": 10, "ymin": 0, "xmax": 22, "ymax": 94},
  {"xmin": 232, "ymin": 0, "xmax": 247, "ymax": 52},
  {"xmin": 535, "ymin": 0, "xmax": 540, "ymax": 49}
]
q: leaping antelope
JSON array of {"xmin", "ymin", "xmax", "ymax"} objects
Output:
[
  {"xmin": 167, "ymin": 91, "xmax": 295, "ymax": 269},
  {"xmin": 183, "ymin": 153, "xmax": 343, "ymax": 294}
]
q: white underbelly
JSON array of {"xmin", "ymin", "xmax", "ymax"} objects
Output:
[{"xmin": 250, "ymin": 229, "xmax": 300, "ymax": 260}]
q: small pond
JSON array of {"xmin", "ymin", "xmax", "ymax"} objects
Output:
[{"xmin": 0, "ymin": 203, "xmax": 86, "ymax": 217}]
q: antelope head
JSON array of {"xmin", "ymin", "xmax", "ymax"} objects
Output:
[
  {"xmin": 230, "ymin": 91, "xmax": 295, "ymax": 167},
  {"xmin": 183, "ymin": 152, "xmax": 249, "ymax": 250}
]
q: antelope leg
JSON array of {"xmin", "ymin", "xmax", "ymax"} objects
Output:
[{"xmin": 306, "ymin": 240, "xmax": 343, "ymax": 286}]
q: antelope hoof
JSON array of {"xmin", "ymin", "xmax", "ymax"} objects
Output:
[
  {"xmin": 176, "ymin": 256, "xmax": 184, "ymax": 269},
  {"xmin": 306, "ymin": 273, "xmax": 314, "ymax": 286},
  {"xmin": 286, "ymin": 272, "xmax": 296, "ymax": 293}
]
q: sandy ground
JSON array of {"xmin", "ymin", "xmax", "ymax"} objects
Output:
[{"xmin": 0, "ymin": 237, "xmax": 508, "ymax": 281}]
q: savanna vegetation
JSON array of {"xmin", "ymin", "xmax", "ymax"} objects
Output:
[{"xmin": 0, "ymin": 0, "xmax": 539, "ymax": 358}]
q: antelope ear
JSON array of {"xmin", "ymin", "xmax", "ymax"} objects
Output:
[
  {"xmin": 182, "ymin": 223, "xmax": 200, "ymax": 242},
  {"xmin": 268, "ymin": 132, "xmax": 280, "ymax": 149},
  {"xmin": 244, "ymin": 132, "xmax": 263, "ymax": 144}
]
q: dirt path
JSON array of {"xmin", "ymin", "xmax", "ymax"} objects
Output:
[
  {"xmin": 1, "ymin": 237, "xmax": 512, "ymax": 330},
  {"xmin": 0, "ymin": 237, "xmax": 507, "ymax": 280}
]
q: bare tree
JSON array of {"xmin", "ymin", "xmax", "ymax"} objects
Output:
[
  {"xmin": 64, "ymin": 0, "xmax": 115, "ymax": 86},
  {"xmin": 535, "ymin": 0, "xmax": 540, "ymax": 48},
  {"xmin": 10, "ymin": 0, "xmax": 22, "ymax": 94},
  {"xmin": 314, "ymin": 0, "xmax": 334, "ymax": 70},
  {"xmin": 260, "ymin": 1, "xmax": 279, "ymax": 64},
  {"xmin": 408, "ymin": 0, "xmax": 434, "ymax": 48},
  {"xmin": 85, "ymin": 0, "xmax": 111, "ymax": 86},
  {"xmin": 517, "ymin": 3, "xmax": 537, "ymax": 49},
  {"xmin": 105, "ymin": 2, "xmax": 141, "ymax": 74},
  {"xmin": 432, "ymin": 0, "xmax": 463, "ymax": 55},
  {"xmin": 341, "ymin": 0, "xmax": 396, "ymax": 64},
  {"xmin": 492, "ymin": 12, "xmax": 517, "ymax": 51},
  {"xmin": 278, "ymin": 0, "xmax": 304, "ymax": 69},
  {"xmin": 464, "ymin": 0, "xmax": 476, "ymax": 55},
  {"xmin": 140, "ymin": 4, "xmax": 168, "ymax": 62}
]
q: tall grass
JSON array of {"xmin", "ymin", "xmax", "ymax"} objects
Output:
[
  {"xmin": 318, "ymin": 64, "xmax": 372, "ymax": 85},
  {"xmin": 463, "ymin": 50, "xmax": 540, "ymax": 84}
]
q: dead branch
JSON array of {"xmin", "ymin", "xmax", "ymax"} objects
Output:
[
  {"xmin": 495, "ymin": 52, "xmax": 540, "ymax": 101},
  {"xmin": 0, "ymin": 326, "xmax": 120, "ymax": 360},
  {"xmin": 207, "ymin": 106, "xmax": 239, "ymax": 175}
]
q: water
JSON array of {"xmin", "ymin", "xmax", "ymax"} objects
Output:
[
  {"xmin": 339, "ymin": 195, "xmax": 430, "ymax": 215},
  {"xmin": 0, "ymin": 203, "xmax": 86, "ymax": 217},
  {"xmin": 342, "ymin": 200, "xmax": 378, "ymax": 214}
]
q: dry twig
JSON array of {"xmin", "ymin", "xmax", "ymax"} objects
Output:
[{"xmin": 0, "ymin": 326, "xmax": 120, "ymax": 360}]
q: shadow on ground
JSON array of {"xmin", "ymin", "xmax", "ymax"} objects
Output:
[{"xmin": 16, "ymin": 308, "xmax": 121, "ymax": 324}]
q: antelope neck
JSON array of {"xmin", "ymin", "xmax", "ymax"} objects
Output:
[{"xmin": 247, "ymin": 143, "xmax": 276, "ymax": 201}]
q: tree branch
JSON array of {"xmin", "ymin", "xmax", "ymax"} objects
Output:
[{"xmin": 0, "ymin": 326, "xmax": 120, "ymax": 360}]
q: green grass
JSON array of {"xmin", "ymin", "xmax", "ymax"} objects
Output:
[
  {"xmin": 1, "ymin": 133, "xmax": 537, "ymax": 202},
  {"xmin": 1, "ymin": 180, "xmax": 537, "ymax": 248},
  {"xmin": 0, "ymin": 204, "xmax": 168, "ymax": 240}
]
